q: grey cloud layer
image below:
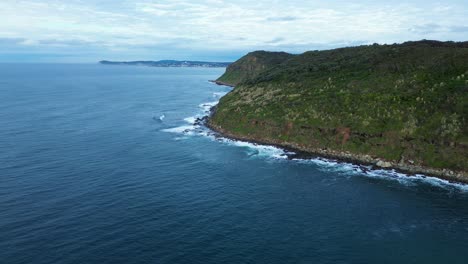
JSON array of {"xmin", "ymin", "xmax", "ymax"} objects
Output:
[{"xmin": 0, "ymin": 0, "xmax": 466, "ymax": 61}]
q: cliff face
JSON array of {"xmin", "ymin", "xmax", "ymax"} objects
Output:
[
  {"xmin": 215, "ymin": 51, "xmax": 295, "ymax": 86},
  {"xmin": 209, "ymin": 40, "xmax": 468, "ymax": 180}
]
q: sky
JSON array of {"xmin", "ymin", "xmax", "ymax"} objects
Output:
[{"xmin": 0, "ymin": 0, "xmax": 467, "ymax": 62}]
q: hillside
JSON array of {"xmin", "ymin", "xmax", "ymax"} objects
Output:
[
  {"xmin": 209, "ymin": 40, "xmax": 468, "ymax": 182},
  {"xmin": 215, "ymin": 51, "xmax": 295, "ymax": 86}
]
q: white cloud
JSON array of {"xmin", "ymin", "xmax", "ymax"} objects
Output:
[
  {"xmin": 19, "ymin": 39, "xmax": 40, "ymax": 46},
  {"xmin": 0, "ymin": 0, "xmax": 466, "ymax": 61}
]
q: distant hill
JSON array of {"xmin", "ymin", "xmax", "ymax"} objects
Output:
[
  {"xmin": 209, "ymin": 40, "xmax": 468, "ymax": 182},
  {"xmin": 99, "ymin": 60, "xmax": 231, "ymax": 68}
]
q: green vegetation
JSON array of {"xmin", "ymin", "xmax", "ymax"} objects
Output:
[
  {"xmin": 216, "ymin": 51, "xmax": 294, "ymax": 86},
  {"xmin": 211, "ymin": 40, "xmax": 468, "ymax": 173}
]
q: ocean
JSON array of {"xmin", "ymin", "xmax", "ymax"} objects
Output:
[{"xmin": 1, "ymin": 64, "xmax": 468, "ymax": 264}]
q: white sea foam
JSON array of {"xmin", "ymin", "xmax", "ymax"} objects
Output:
[
  {"xmin": 183, "ymin": 116, "xmax": 197, "ymax": 124},
  {"xmin": 199, "ymin": 101, "xmax": 218, "ymax": 113},
  {"xmin": 294, "ymin": 157, "xmax": 468, "ymax": 191},
  {"xmin": 162, "ymin": 93, "xmax": 220, "ymax": 136},
  {"xmin": 213, "ymin": 92, "xmax": 227, "ymax": 98},
  {"xmin": 216, "ymin": 137, "xmax": 290, "ymax": 160},
  {"xmin": 161, "ymin": 125, "xmax": 198, "ymax": 134},
  {"xmin": 162, "ymin": 99, "xmax": 289, "ymax": 160}
]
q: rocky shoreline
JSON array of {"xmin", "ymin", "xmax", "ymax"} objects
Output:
[
  {"xmin": 209, "ymin": 80, "xmax": 235, "ymax": 87},
  {"xmin": 205, "ymin": 116, "xmax": 468, "ymax": 184}
]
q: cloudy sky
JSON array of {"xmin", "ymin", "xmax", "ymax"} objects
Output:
[{"xmin": 1, "ymin": 0, "xmax": 467, "ymax": 62}]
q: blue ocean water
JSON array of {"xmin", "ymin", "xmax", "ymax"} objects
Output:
[{"xmin": 1, "ymin": 64, "xmax": 468, "ymax": 264}]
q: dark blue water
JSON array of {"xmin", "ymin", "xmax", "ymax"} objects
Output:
[{"xmin": 1, "ymin": 64, "xmax": 468, "ymax": 264}]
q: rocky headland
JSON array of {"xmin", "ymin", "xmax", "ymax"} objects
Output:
[{"xmin": 207, "ymin": 40, "xmax": 468, "ymax": 183}]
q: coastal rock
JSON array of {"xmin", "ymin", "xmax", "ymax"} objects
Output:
[{"xmin": 376, "ymin": 160, "xmax": 393, "ymax": 168}]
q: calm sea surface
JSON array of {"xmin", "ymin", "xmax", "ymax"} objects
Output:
[{"xmin": 1, "ymin": 64, "xmax": 468, "ymax": 264}]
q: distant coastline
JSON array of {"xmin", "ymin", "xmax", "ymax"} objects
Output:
[{"xmin": 99, "ymin": 60, "xmax": 231, "ymax": 68}]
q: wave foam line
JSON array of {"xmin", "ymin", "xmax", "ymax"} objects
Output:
[
  {"xmin": 215, "ymin": 136, "xmax": 290, "ymax": 160},
  {"xmin": 294, "ymin": 157, "xmax": 468, "ymax": 191}
]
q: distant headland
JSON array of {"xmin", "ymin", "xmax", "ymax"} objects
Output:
[{"xmin": 99, "ymin": 60, "xmax": 231, "ymax": 68}]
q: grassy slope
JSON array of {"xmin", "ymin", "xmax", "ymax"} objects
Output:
[
  {"xmin": 216, "ymin": 51, "xmax": 295, "ymax": 86},
  {"xmin": 211, "ymin": 41, "xmax": 468, "ymax": 172}
]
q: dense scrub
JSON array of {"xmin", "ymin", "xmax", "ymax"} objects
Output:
[
  {"xmin": 211, "ymin": 40, "xmax": 468, "ymax": 172},
  {"xmin": 216, "ymin": 51, "xmax": 295, "ymax": 86}
]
